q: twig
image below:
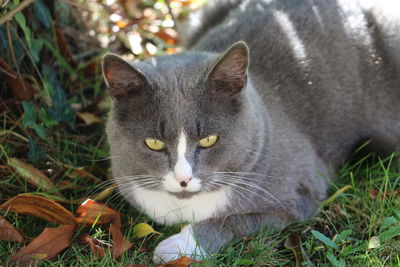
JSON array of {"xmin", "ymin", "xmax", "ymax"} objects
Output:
[
  {"xmin": 0, "ymin": 0, "xmax": 35, "ymax": 26},
  {"xmin": 6, "ymin": 22, "xmax": 28, "ymax": 95}
]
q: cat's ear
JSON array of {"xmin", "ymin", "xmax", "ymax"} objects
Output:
[
  {"xmin": 207, "ymin": 41, "xmax": 249, "ymax": 97},
  {"xmin": 103, "ymin": 54, "xmax": 149, "ymax": 99}
]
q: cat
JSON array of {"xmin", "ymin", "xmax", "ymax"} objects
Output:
[{"xmin": 103, "ymin": 0, "xmax": 400, "ymax": 263}]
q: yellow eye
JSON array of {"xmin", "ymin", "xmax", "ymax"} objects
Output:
[
  {"xmin": 198, "ymin": 134, "xmax": 218, "ymax": 148},
  {"xmin": 144, "ymin": 138, "xmax": 166, "ymax": 151}
]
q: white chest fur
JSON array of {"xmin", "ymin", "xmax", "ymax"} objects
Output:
[{"xmin": 132, "ymin": 188, "xmax": 232, "ymax": 225}]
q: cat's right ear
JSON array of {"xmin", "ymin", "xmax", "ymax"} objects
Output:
[
  {"xmin": 103, "ymin": 54, "xmax": 149, "ymax": 99},
  {"xmin": 206, "ymin": 41, "xmax": 249, "ymax": 97}
]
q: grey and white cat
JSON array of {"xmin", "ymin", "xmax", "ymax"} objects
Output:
[{"xmin": 103, "ymin": 0, "xmax": 400, "ymax": 263}]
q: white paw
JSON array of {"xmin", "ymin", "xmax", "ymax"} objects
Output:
[{"xmin": 153, "ymin": 225, "xmax": 207, "ymax": 264}]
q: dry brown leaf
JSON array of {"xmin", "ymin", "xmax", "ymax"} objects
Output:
[
  {"xmin": 8, "ymin": 158, "xmax": 57, "ymax": 192},
  {"xmin": 0, "ymin": 57, "xmax": 35, "ymax": 101},
  {"xmin": 54, "ymin": 24, "xmax": 77, "ymax": 67},
  {"xmin": 158, "ymin": 256, "xmax": 201, "ymax": 267},
  {"xmin": 0, "ymin": 216, "xmax": 24, "ymax": 242},
  {"xmin": 155, "ymin": 29, "xmax": 178, "ymax": 45},
  {"xmin": 77, "ymin": 112, "xmax": 102, "ymax": 126},
  {"xmin": 284, "ymin": 232, "xmax": 307, "ymax": 267},
  {"xmin": 81, "ymin": 235, "xmax": 110, "ymax": 258},
  {"xmin": 110, "ymin": 215, "xmax": 133, "ymax": 259},
  {"xmin": 75, "ymin": 199, "xmax": 120, "ymax": 225},
  {"xmin": 0, "ymin": 194, "xmax": 76, "ymax": 225},
  {"xmin": 8, "ymin": 225, "xmax": 75, "ymax": 267},
  {"xmin": 75, "ymin": 199, "xmax": 132, "ymax": 258},
  {"xmin": 370, "ymin": 188, "xmax": 400, "ymax": 200}
]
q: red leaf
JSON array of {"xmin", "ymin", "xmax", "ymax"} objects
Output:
[
  {"xmin": 0, "ymin": 195, "xmax": 76, "ymax": 225},
  {"xmin": 0, "ymin": 216, "xmax": 23, "ymax": 242},
  {"xmin": 8, "ymin": 225, "xmax": 75, "ymax": 266}
]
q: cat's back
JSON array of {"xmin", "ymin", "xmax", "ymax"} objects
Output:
[{"xmin": 187, "ymin": 0, "xmax": 400, "ymax": 164}]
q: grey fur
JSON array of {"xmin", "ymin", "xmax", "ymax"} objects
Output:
[{"xmin": 104, "ymin": 0, "xmax": 400, "ymax": 256}]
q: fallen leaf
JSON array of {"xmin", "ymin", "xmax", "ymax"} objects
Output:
[
  {"xmin": 8, "ymin": 158, "xmax": 57, "ymax": 192},
  {"xmin": 370, "ymin": 189, "xmax": 400, "ymax": 200},
  {"xmin": 110, "ymin": 215, "xmax": 133, "ymax": 259},
  {"xmin": 116, "ymin": 20, "xmax": 129, "ymax": 29},
  {"xmin": 158, "ymin": 256, "xmax": 201, "ymax": 267},
  {"xmin": 77, "ymin": 112, "xmax": 102, "ymax": 126},
  {"xmin": 75, "ymin": 199, "xmax": 119, "ymax": 225},
  {"xmin": 166, "ymin": 47, "xmax": 177, "ymax": 54},
  {"xmin": 284, "ymin": 232, "xmax": 307, "ymax": 267},
  {"xmin": 0, "ymin": 194, "xmax": 76, "ymax": 225},
  {"xmin": 0, "ymin": 216, "xmax": 24, "ymax": 242},
  {"xmin": 0, "ymin": 57, "xmax": 35, "ymax": 101},
  {"xmin": 54, "ymin": 24, "xmax": 77, "ymax": 67},
  {"xmin": 132, "ymin": 223, "xmax": 160, "ymax": 238},
  {"xmin": 8, "ymin": 225, "xmax": 75, "ymax": 266},
  {"xmin": 81, "ymin": 235, "xmax": 109, "ymax": 258},
  {"xmin": 155, "ymin": 29, "xmax": 178, "ymax": 45},
  {"xmin": 368, "ymin": 236, "xmax": 380, "ymax": 249},
  {"xmin": 75, "ymin": 199, "xmax": 132, "ymax": 258}
]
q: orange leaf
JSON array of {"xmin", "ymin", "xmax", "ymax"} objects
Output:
[
  {"xmin": 110, "ymin": 215, "xmax": 133, "ymax": 259},
  {"xmin": 8, "ymin": 225, "xmax": 75, "ymax": 266},
  {"xmin": 158, "ymin": 256, "xmax": 201, "ymax": 267},
  {"xmin": 0, "ymin": 195, "xmax": 76, "ymax": 225},
  {"xmin": 166, "ymin": 48, "xmax": 177, "ymax": 54},
  {"xmin": 75, "ymin": 199, "xmax": 120, "ymax": 225},
  {"xmin": 81, "ymin": 235, "xmax": 109, "ymax": 258},
  {"xmin": 116, "ymin": 20, "xmax": 129, "ymax": 29},
  {"xmin": 75, "ymin": 199, "xmax": 132, "ymax": 258},
  {"xmin": 155, "ymin": 29, "xmax": 178, "ymax": 45},
  {"xmin": 0, "ymin": 216, "xmax": 24, "ymax": 242}
]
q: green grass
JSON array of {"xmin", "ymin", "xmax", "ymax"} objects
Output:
[{"xmin": 1, "ymin": 131, "xmax": 399, "ymax": 266}]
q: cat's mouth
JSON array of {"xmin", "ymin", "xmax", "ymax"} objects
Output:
[{"xmin": 167, "ymin": 191, "xmax": 199, "ymax": 199}]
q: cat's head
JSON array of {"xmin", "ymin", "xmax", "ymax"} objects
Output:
[{"xmin": 104, "ymin": 41, "xmax": 263, "ymax": 199}]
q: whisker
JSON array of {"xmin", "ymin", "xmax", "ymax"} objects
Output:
[
  {"xmin": 215, "ymin": 171, "xmax": 293, "ymax": 180},
  {"xmin": 213, "ymin": 180, "xmax": 275, "ymax": 205},
  {"xmin": 218, "ymin": 176, "xmax": 285, "ymax": 208}
]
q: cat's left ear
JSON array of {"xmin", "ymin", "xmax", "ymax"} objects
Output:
[{"xmin": 207, "ymin": 41, "xmax": 249, "ymax": 97}]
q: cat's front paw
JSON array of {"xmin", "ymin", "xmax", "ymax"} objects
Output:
[{"xmin": 153, "ymin": 225, "xmax": 207, "ymax": 264}]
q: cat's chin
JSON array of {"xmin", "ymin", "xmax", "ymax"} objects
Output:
[{"xmin": 167, "ymin": 191, "xmax": 199, "ymax": 199}]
